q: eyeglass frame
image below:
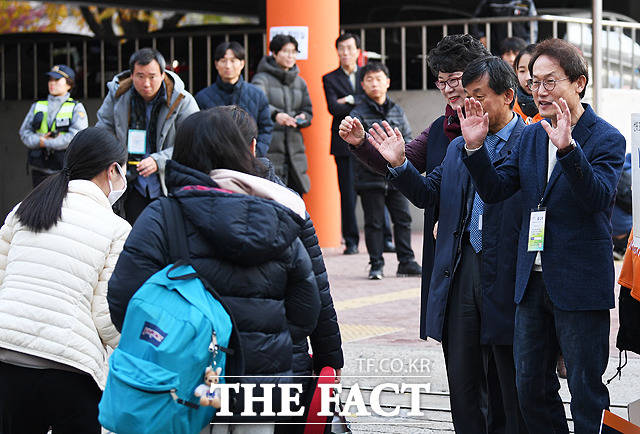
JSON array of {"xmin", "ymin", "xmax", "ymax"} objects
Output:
[
  {"xmin": 434, "ymin": 76, "xmax": 462, "ymax": 90},
  {"xmin": 527, "ymin": 77, "xmax": 570, "ymax": 92}
]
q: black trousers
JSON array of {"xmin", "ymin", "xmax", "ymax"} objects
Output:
[
  {"xmin": 334, "ymin": 155, "xmax": 360, "ymax": 248},
  {"xmin": 124, "ymin": 186, "xmax": 155, "ymax": 225},
  {"xmin": 484, "ymin": 345, "xmax": 528, "ymax": 434},
  {"xmin": 443, "ymin": 238, "xmax": 527, "ymax": 434},
  {"xmin": 0, "ymin": 361, "xmax": 101, "ymax": 434},
  {"xmin": 442, "ymin": 238, "xmax": 487, "ymax": 434},
  {"xmin": 359, "ymin": 188, "xmax": 414, "ymax": 266}
]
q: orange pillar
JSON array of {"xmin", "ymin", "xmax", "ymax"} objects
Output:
[{"xmin": 266, "ymin": 0, "xmax": 341, "ymax": 248}]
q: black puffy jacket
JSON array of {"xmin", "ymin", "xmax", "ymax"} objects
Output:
[
  {"xmin": 256, "ymin": 158, "xmax": 344, "ymax": 376},
  {"xmin": 108, "ymin": 160, "xmax": 321, "ymax": 387}
]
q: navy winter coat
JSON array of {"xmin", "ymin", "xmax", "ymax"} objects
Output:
[
  {"xmin": 195, "ymin": 76, "xmax": 273, "ymax": 157},
  {"xmin": 391, "ymin": 117, "xmax": 525, "ymax": 344},
  {"xmin": 107, "ymin": 160, "xmax": 320, "ymax": 387}
]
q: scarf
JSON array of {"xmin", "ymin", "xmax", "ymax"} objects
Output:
[
  {"xmin": 443, "ymin": 104, "xmax": 462, "ymax": 142},
  {"xmin": 516, "ymin": 86, "xmax": 538, "ymax": 118}
]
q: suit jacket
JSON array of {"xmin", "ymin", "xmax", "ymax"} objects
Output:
[
  {"xmin": 322, "ymin": 67, "xmax": 363, "ymax": 157},
  {"xmin": 391, "ymin": 116, "xmax": 524, "ymax": 343},
  {"xmin": 463, "ymin": 104, "xmax": 625, "ymax": 311}
]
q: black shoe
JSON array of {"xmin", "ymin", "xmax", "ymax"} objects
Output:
[
  {"xmin": 397, "ymin": 261, "xmax": 422, "ymax": 277},
  {"xmin": 383, "ymin": 240, "xmax": 396, "ymax": 253},
  {"xmin": 343, "ymin": 245, "xmax": 359, "ymax": 255},
  {"xmin": 368, "ymin": 264, "xmax": 384, "ymax": 280}
]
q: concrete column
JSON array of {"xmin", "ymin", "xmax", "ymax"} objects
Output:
[{"xmin": 266, "ymin": 0, "xmax": 341, "ymax": 247}]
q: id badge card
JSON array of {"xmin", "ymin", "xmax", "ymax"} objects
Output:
[
  {"xmin": 127, "ymin": 129, "xmax": 146, "ymax": 155},
  {"xmin": 527, "ymin": 208, "xmax": 546, "ymax": 252}
]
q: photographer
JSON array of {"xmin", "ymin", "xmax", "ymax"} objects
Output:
[{"xmin": 19, "ymin": 65, "xmax": 88, "ymax": 187}]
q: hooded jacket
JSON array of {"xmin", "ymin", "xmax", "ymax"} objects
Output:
[
  {"xmin": 95, "ymin": 70, "xmax": 199, "ymax": 194},
  {"xmin": 107, "ymin": 160, "xmax": 320, "ymax": 388},
  {"xmin": 0, "ymin": 180, "xmax": 131, "ymax": 389},
  {"xmin": 251, "ymin": 56, "xmax": 313, "ymax": 193}
]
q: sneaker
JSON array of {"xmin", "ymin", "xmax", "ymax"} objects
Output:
[
  {"xmin": 368, "ymin": 264, "xmax": 384, "ymax": 280},
  {"xmin": 383, "ymin": 240, "xmax": 396, "ymax": 253},
  {"xmin": 397, "ymin": 261, "xmax": 422, "ymax": 277}
]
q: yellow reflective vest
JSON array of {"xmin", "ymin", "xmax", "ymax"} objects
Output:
[{"xmin": 33, "ymin": 99, "xmax": 76, "ymax": 134}]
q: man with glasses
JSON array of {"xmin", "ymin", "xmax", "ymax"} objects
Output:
[
  {"xmin": 344, "ymin": 34, "xmax": 489, "ymax": 338},
  {"xmin": 195, "ymin": 41, "xmax": 272, "ymax": 157},
  {"xmin": 95, "ymin": 48, "xmax": 199, "ymax": 224},
  {"xmin": 346, "ymin": 56, "xmax": 530, "ymax": 433},
  {"xmin": 462, "ymin": 38, "xmax": 625, "ymax": 434}
]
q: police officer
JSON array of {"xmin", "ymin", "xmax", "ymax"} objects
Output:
[{"xmin": 19, "ymin": 65, "xmax": 88, "ymax": 188}]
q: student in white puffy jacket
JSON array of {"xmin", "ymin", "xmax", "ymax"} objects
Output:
[{"xmin": 0, "ymin": 127, "xmax": 131, "ymax": 434}]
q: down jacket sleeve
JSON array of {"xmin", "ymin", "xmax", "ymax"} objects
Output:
[
  {"xmin": 285, "ymin": 238, "xmax": 320, "ymax": 343},
  {"xmin": 255, "ymin": 89, "xmax": 273, "ymax": 158},
  {"xmin": 296, "ymin": 78, "xmax": 313, "ymax": 128},
  {"xmin": 0, "ymin": 209, "xmax": 18, "ymax": 285},
  {"xmin": 92, "ymin": 221, "xmax": 131, "ymax": 348},
  {"xmin": 250, "ymin": 74, "xmax": 275, "ymax": 118},
  {"xmin": 108, "ymin": 201, "xmax": 170, "ymax": 331},
  {"xmin": 300, "ymin": 216, "xmax": 344, "ymax": 372}
]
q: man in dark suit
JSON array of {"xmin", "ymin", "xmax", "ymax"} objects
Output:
[
  {"xmin": 462, "ymin": 39, "xmax": 625, "ymax": 434},
  {"xmin": 340, "ymin": 56, "xmax": 528, "ymax": 434},
  {"xmin": 323, "ymin": 34, "xmax": 394, "ymax": 255},
  {"xmin": 322, "ymin": 33, "xmax": 363, "ymax": 254}
]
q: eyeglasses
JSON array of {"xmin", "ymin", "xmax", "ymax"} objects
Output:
[
  {"xmin": 435, "ymin": 77, "xmax": 462, "ymax": 90},
  {"xmin": 527, "ymin": 78, "xmax": 569, "ymax": 92}
]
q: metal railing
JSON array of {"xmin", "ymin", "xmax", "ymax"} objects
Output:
[
  {"xmin": 2, "ymin": 14, "xmax": 640, "ymax": 101},
  {"xmin": 342, "ymin": 14, "xmax": 640, "ymax": 92},
  {"xmin": 0, "ymin": 28, "xmax": 266, "ymax": 101}
]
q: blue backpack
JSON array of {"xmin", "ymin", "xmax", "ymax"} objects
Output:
[{"xmin": 99, "ymin": 198, "xmax": 243, "ymax": 434}]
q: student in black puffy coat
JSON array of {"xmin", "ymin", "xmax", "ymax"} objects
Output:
[
  {"xmin": 107, "ymin": 108, "xmax": 320, "ymax": 429},
  {"xmin": 224, "ymin": 105, "xmax": 343, "ymax": 432}
]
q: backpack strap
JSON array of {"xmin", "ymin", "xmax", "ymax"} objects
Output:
[{"xmin": 160, "ymin": 197, "xmax": 191, "ymax": 264}]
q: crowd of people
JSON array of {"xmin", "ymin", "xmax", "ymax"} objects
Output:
[{"xmin": 1, "ymin": 19, "xmax": 639, "ymax": 434}]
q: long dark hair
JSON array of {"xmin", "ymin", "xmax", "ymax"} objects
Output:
[
  {"xmin": 219, "ymin": 105, "xmax": 257, "ymax": 145},
  {"xmin": 172, "ymin": 108, "xmax": 258, "ymax": 175},
  {"xmin": 16, "ymin": 127, "xmax": 126, "ymax": 232}
]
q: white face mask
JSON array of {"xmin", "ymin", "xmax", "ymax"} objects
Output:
[{"xmin": 108, "ymin": 163, "xmax": 127, "ymax": 206}]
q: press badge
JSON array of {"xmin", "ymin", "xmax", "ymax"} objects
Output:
[
  {"xmin": 127, "ymin": 129, "xmax": 146, "ymax": 155},
  {"xmin": 527, "ymin": 208, "xmax": 546, "ymax": 252}
]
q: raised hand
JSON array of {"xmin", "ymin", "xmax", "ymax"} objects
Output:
[
  {"xmin": 457, "ymin": 97, "xmax": 489, "ymax": 150},
  {"xmin": 541, "ymin": 98, "xmax": 572, "ymax": 150},
  {"xmin": 368, "ymin": 121, "xmax": 406, "ymax": 168},
  {"xmin": 339, "ymin": 116, "xmax": 366, "ymax": 146}
]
